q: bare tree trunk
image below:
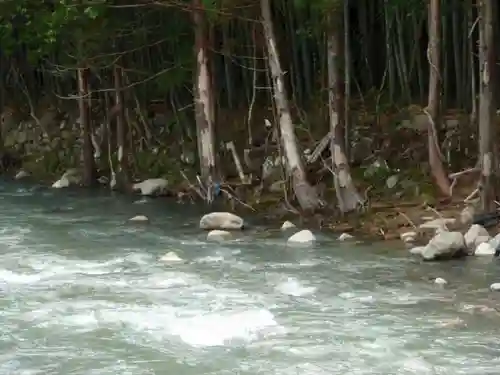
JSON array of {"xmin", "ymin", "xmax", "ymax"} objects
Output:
[
  {"xmin": 426, "ymin": 0, "xmax": 451, "ymax": 196},
  {"xmin": 478, "ymin": 0, "xmax": 497, "ymax": 212},
  {"xmin": 327, "ymin": 12, "xmax": 363, "ymax": 213},
  {"xmin": 260, "ymin": 0, "xmax": 320, "ymax": 212},
  {"xmin": 193, "ymin": 0, "xmax": 216, "ymax": 189},
  {"xmin": 113, "ymin": 64, "xmax": 130, "ymax": 191},
  {"xmin": 77, "ymin": 67, "xmax": 96, "ymax": 187}
]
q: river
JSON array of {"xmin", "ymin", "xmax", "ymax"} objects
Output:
[{"xmin": 0, "ymin": 180, "xmax": 500, "ymax": 374}]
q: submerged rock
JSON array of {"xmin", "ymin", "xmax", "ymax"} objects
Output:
[
  {"xmin": 159, "ymin": 251, "xmax": 183, "ymax": 263},
  {"xmin": 129, "ymin": 215, "xmax": 149, "ymax": 223},
  {"xmin": 199, "ymin": 212, "xmax": 244, "ymax": 230},
  {"xmin": 207, "ymin": 229, "xmax": 232, "ymax": 241},
  {"xmin": 132, "ymin": 178, "xmax": 169, "ymax": 196},
  {"xmin": 287, "ymin": 229, "xmax": 316, "ymax": 245},
  {"xmin": 51, "ymin": 169, "xmax": 81, "ymax": 189},
  {"xmin": 464, "ymin": 224, "xmax": 490, "ymax": 254},
  {"xmin": 281, "ymin": 220, "xmax": 296, "ymax": 231}
]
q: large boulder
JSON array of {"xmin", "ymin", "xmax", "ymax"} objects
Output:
[
  {"xmin": 420, "ymin": 231, "xmax": 466, "ymax": 261},
  {"xmin": 464, "ymin": 224, "xmax": 491, "ymax": 254},
  {"xmin": 287, "ymin": 229, "xmax": 316, "ymax": 245},
  {"xmin": 51, "ymin": 169, "xmax": 81, "ymax": 188},
  {"xmin": 199, "ymin": 212, "xmax": 244, "ymax": 230},
  {"xmin": 132, "ymin": 178, "xmax": 169, "ymax": 196}
]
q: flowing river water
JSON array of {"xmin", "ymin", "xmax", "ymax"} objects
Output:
[{"xmin": 0, "ymin": 180, "xmax": 500, "ymax": 374}]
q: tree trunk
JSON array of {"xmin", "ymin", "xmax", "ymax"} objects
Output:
[
  {"xmin": 193, "ymin": 0, "xmax": 216, "ymax": 190},
  {"xmin": 77, "ymin": 67, "xmax": 96, "ymax": 187},
  {"xmin": 426, "ymin": 0, "xmax": 451, "ymax": 197},
  {"xmin": 260, "ymin": 0, "xmax": 320, "ymax": 212},
  {"xmin": 327, "ymin": 12, "xmax": 363, "ymax": 213},
  {"xmin": 478, "ymin": 0, "xmax": 497, "ymax": 212},
  {"xmin": 113, "ymin": 64, "xmax": 130, "ymax": 191}
]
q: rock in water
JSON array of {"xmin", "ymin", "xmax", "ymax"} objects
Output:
[
  {"xmin": 490, "ymin": 283, "xmax": 500, "ymax": 291},
  {"xmin": 199, "ymin": 212, "xmax": 244, "ymax": 230},
  {"xmin": 281, "ymin": 221, "xmax": 296, "ymax": 230},
  {"xmin": 400, "ymin": 231, "xmax": 417, "ymax": 244},
  {"xmin": 51, "ymin": 169, "xmax": 81, "ymax": 189},
  {"xmin": 129, "ymin": 215, "xmax": 149, "ymax": 223},
  {"xmin": 421, "ymin": 231, "xmax": 466, "ymax": 261},
  {"xmin": 287, "ymin": 230, "xmax": 316, "ymax": 245},
  {"xmin": 464, "ymin": 224, "xmax": 491, "ymax": 254},
  {"xmin": 132, "ymin": 178, "xmax": 169, "ymax": 196},
  {"xmin": 159, "ymin": 251, "xmax": 183, "ymax": 263},
  {"xmin": 474, "ymin": 242, "xmax": 495, "ymax": 256},
  {"xmin": 434, "ymin": 277, "xmax": 447, "ymax": 285},
  {"xmin": 207, "ymin": 230, "xmax": 232, "ymax": 241},
  {"xmin": 409, "ymin": 246, "xmax": 426, "ymax": 256},
  {"xmin": 338, "ymin": 233, "xmax": 354, "ymax": 241}
]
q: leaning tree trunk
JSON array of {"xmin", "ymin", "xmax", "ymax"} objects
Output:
[
  {"xmin": 193, "ymin": 0, "xmax": 216, "ymax": 191},
  {"xmin": 113, "ymin": 64, "xmax": 130, "ymax": 191},
  {"xmin": 327, "ymin": 12, "xmax": 363, "ymax": 213},
  {"xmin": 260, "ymin": 0, "xmax": 320, "ymax": 212},
  {"xmin": 77, "ymin": 67, "xmax": 97, "ymax": 187},
  {"xmin": 425, "ymin": 0, "xmax": 451, "ymax": 197},
  {"xmin": 478, "ymin": 0, "xmax": 497, "ymax": 212}
]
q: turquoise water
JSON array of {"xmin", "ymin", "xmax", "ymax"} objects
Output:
[{"xmin": 0, "ymin": 180, "xmax": 500, "ymax": 374}]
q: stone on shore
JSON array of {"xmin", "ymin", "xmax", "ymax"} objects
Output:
[
  {"xmin": 51, "ymin": 169, "xmax": 81, "ymax": 189},
  {"xmin": 420, "ymin": 231, "xmax": 466, "ymax": 261},
  {"xmin": 464, "ymin": 224, "xmax": 490, "ymax": 254},
  {"xmin": 159, "ymin": 251, "xmax": 183, "ymax": 263},
  {"xmin": 287, "ymin": 230, "xmax": 316, "ymax": 245},
  {"xmin": 207, "ymin": 229, "xmax": 232, "ymax": 241},
  {"xmin": 474, "ymin": 242, "xmax": 495, "ymax": 256},
  {"xmin": 281, "ymin": 221, "xmax": 296, "ymax": 231},
  {"xmin": 129, "ymin": 215, "xmax": 149, "ymax": 223},
  {"xmin": 199, "ymin": 212, "xmax": 244, "ymax": 230},
  {"xmin": 14, "ymin": 170, "xmax": 30, "ymax": 180},
  {"xmin": 132, "ymin": 178, "xmax": 169, "ymax": 196}
]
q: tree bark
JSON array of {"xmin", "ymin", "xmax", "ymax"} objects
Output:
[
  {"xmin": 77, "ymin": 67, "xmax": 97, "ymax": 187},
  {"xmin": 426, "ymin": 0, "xmax": 451, "ymax": 197},
  {"xmin": 260, "ymin": 0, "xmax": 320, "ymax": 212},
  {"xmin": 478, "ymin": 0, "xmax": 497, "ymax": 212},
  {"xmin": 327, "ymin": 12, "xmax": 363, "ymax": 213},
  {"xmin": 113, "ymin": 64, "xmax": 130, "ymax": 191},
  {"xmin": 193, "ymin": 0, "xmax": 216, "ymax": 189}
]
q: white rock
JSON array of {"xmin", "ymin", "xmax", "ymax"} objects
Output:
[
  {"xmin": 132, "ymin": 178, "xmax": 169, "ymax": 196},
  {"xmin": 386, "ymin": 174, "xmax": 399, "ymax": 189},
  {"xmin": 51, "ymin": 169, "xmax": 81, "ymax": 189},
  {"xmin": 287, "ymin": 230, "xmax": 316, "ymax": 245},
  {"xmin": 159, "ymin": 251, "xmax": 183, "ymax": 263},
  {"xmin": 409, "ymin": 246, "xmax": 425, "ymax": 256},
  {"xmin": 129, "ymin": 215, "xmax": 149, "ymax": 222},
  {"xmin": 207, "ymin": 230, "xmax": 232, "ymax": 241},
  {"xmin": 419, "ymin": 218, "xmax": 456, "ymax": 230},
  {"xmin": 464, "ymin": 224, "xmax": 491, "ymax": 253},
  {"xmin": 490, "ymin": 283, "xmax": 500, "ymax": 291},
  {"xmin": 474, "ymin": 242, "xmax": 496, "ymax": 256},
  {"xmin": 281, "ymin": 221, "xmax": 296, "ymax": 230},
  {"xmin": 434, "ymin": 277, "xmax": 447, "ymax": 285},
  {"xmin": 400, "ymin": 231, "xmax": 417, "ymax": 243},
  {"xmin": 488, "ymin": 233, "xmax": 500, "ymax": 249},
  {"xmin": 421, "ymin": 231, "xmax": 465, "ymax": 261},
  {"xmin": 338, "ymin": 233, "xmax": 354, "ymax": 241},
  {"xmin": 14, "ymin": 170, "xmax": 30, "ymax": 180},
  {"xmin": 199, "ymin": 212, "xmax": 244, "ymax": 230}
]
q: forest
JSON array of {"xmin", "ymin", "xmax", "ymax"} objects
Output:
[{"xmin": 0, "ymin": 0, "xmax": 498, "ymax": 235}]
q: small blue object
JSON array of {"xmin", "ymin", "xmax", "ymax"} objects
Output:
[{"xmin": 213, "ymin": 182, "xmax": 221, "ymax": 197}]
